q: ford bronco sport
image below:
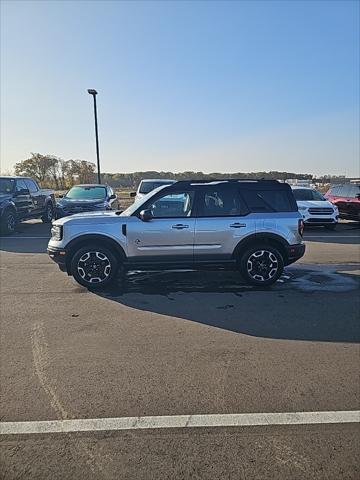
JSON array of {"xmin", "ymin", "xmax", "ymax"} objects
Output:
[{"xmin": 48, "ymin": 180, "xmax": 305, "ymax": 288}]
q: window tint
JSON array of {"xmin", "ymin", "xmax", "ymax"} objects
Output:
[
  {"xmin": 65, "ymin": 186, "xmax": 107, "ymax": 199},
  {"xmin": 139, "ymin": 181, "xmax": 174, "ymax": 194},
  {"xmin": 198, "ymin": 188, "xmax": 242, "ymax": 216},
  {"xmin": 348, "ymin": 184, "xmax": 360, "ymax": 198},
  {"xmin": 16, "ymin": 180, "xmax": 28, "ymax": 192},
  {"xmin": 25, "ymin": 179, "xmax": 38, "ymax": 193},
  {"xmin": 148, "ymin": 191, "xmax": 194, "ymax": 218},
  {"xmin": 292, "ymin": 189, "xmax": 325, "ymax": 201},
  {"xmin": 0, "ymin": 178, "xmax": 15, "ymax": 193},
  {"xmin": 242, "ymin": 190, "xmax": 293, "ymax": 212},
  {"xmin": 329, "ymin": 186, "xmax": 340, "ymax": 196}
]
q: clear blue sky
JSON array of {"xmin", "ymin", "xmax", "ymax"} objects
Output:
[{"xmin": 1, "ymin": 0, "xmax": 359, "ymax": 176}]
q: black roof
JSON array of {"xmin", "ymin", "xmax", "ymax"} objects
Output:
[{"xmin": 166, "ymin": 179, "xmax": 287, "ymax": 190}]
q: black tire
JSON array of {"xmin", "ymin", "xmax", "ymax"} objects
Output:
[
  {"xmin": 325, "ymin": 224, "xmax": 337, "ymax": 231},
  {"xmin": 239, "ymin": 245, "xmax": 284, "ymax": 286},
  {"xmin": 42, "ymin": 202, "xmax": 54, "ymax": 223},
  {"xmin": 70, "ymin": 244, "xmax": 119, "ymax": 289},
  {"xmin": 0, "ymin": 209, "xmax": 17, "ymax": 235}
]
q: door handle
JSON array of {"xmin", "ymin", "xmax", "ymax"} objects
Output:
[
  {"xmin": 172, "ymin": 224, "xmax": 189, "ymax": 229},
  {"xmin": 230, "ymin": 223, "xmax": 246, "ymax": 228}
]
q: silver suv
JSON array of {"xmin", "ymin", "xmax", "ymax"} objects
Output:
[{"xmin": 48, "ymin": 180, "xmax": 305, "ymax": 288}]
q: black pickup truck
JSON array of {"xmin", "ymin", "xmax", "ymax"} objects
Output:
[{"xmin": 0, "ymin": 176, "xmax": 56, "ymax": 234}]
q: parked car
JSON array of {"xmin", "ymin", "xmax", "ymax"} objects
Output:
[
  {"xmin": 130, "ymin": 179, "xmax": 176, "ymax": 201},
  {"xmin": 325, "ymin": 183, "xmax": 360, "ymax": 221},
  {"xmin": 48, "ymin": 179, "xmax": 305, "ymax": 289},
  {"xmin": 0, "ymin": 176, "xmax": 55, "ymax": 234},
  {"xmin": 56, "ymin": 184, "xmax": 117, "ymax": 218},
  {"xmin": 292, "ymin": 186, "xmax": 338, "ymax": 229}
]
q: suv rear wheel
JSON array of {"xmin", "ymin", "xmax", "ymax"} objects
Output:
[
  {"xmin": 240, "ymin": 245, "xmax": 284, "ymax": 286},
  {"xmin": 70, "ymin": 244, "xmax": 119, "ymax": 289}
]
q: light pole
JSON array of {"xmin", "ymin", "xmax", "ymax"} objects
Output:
[{"xmin": 87, "ymin": 89, "xmax": 101, "ymax": 184}]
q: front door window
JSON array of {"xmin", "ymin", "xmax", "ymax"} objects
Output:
[{"xmin": 147, "ymin": 192, "xmax": 194, "ymax": 218}]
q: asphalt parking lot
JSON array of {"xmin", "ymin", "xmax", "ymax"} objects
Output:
[{"xmin": 1, "ymin": 220, "xmax": 359, "ymax": 479}]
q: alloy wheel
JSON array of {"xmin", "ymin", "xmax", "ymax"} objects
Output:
[
  {"xmin": 77, "ymin": 251, "xmax": 111, "ymax": 284},
  {"xmin": 247, "ymin": 250, "xmax": 279, "ymax": 282}
]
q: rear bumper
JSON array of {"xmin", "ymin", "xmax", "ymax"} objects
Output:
[
  {"xmin": 286, "ymin": 243, "xmax": 305, "ymax": 265},
  {"xmin": 47, "ymin": 246, "xmax": 68, "ymax": 272}
]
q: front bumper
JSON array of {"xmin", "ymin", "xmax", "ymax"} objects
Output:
[
  {"xmin": 286, "ymin": 243, "xmax": 305, "ymax": 265},
  {"xmin": 47, "ymin": 246, "xmax": 68, "ymax": 272},
  {"xmin": 304, "ymin": 217, "xmax": 338, "ymax": 225},
  {"xmin": 301, "ymin": 211, "xmax": 338, "ymax": 226}
]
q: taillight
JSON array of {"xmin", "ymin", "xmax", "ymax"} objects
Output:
[{"xmin": 298, "ymin": 219, "xmax": 304, "ymax": 236}]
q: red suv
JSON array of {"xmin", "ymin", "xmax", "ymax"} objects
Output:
[{"xmin": 325, "ymin": 183, "xmax": 360, "ymax": 221}]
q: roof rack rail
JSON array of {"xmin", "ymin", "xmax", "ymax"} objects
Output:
[{"xmin": 169, "ymin": 179, "xmax": 280, "ymax": 186}]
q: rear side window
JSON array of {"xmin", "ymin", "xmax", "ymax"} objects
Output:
[
  {"xmin": 242, "ymin": 189, "xmax": 294, "ymax": 213},
  {"xmin": 197, "ymin": 187, "xmax": 245, "ymax": 217}
]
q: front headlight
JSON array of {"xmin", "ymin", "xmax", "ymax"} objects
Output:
[
  {"xmin": 51, "ymin": 225, "xmax": 63, "ymax": 241},
  {"xmin": 94, "ymin": 202, "xmax": 108, "ymax": 209},
  {"xmin": 298, "ymin": 206, "xmax": 307, "ymax": 211}
]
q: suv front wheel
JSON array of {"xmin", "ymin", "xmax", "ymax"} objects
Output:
[
  {"xmin": 240, "ymin": 245, "xmax": 284, "ymax": 286},
  {"xmin": 70, "ymin": 244, "xmax": 119, "ymax": 289}
]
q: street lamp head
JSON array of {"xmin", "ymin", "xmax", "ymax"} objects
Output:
[{"xmin": 87, "ymin": 89, "xmax": 98, "ymax": 95}]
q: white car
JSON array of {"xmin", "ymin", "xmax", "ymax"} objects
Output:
[
  {"xmin": 292, "ymin": 186, "xmax": 338, "ymax": 229},
  {"xmin": 130, "ymin": 179, "xmax": 176, "ymax": 202}
]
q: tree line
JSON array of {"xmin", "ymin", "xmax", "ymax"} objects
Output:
[
  {"xmin": 14, "ymin": 153, "xmax": 96, "ymax": 189},
  {"xmin": 9, "ymin": 153, "xmax": 349, "ymax": 190}
]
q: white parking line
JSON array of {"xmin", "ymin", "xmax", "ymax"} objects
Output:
[{"xmin": 1, "ymin": 410, "xmax": 359, "ymax": 435}]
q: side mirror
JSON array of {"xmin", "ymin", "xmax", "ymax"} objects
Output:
[
  {"xmin": 109, "ymin": 193, "xmax": 116, "ymax": 200},
  {"xmin": 139, "ymin": 209, "xmax": 153, "ymax": 221},
  {"xmin": 130, "ymin": 192, "xmax": 136, "ymax": 198},
  {"xmin": 58, "ymin": 194, "xmax": 64, "ymax": 198},
  {"xmin": 15, "ymin": 188, "xmax": 30, "ymax": 196}
]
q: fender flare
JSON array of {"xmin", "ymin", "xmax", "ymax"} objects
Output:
[
  {"xmin": 0, "ymin": 200, "xmax": 17, "ymax": 217},
  {"xmin": 65, "ymin": 234, "xmax": 126, "ymax": 270},
  {"xmin": 232, "ymin": 233, "xmax": 290, "ymax": 261}
]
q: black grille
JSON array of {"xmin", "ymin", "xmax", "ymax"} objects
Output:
[
  {"xmin": 66, "ymin": 206, "xmax": 95, "ymax": 213},
  {"xmin": 306, "ymin": 218, "xmax": 335, "ymax": 223},
  {"xmin": 308, "ymin": 208, "xmax": 334, "ymax": 215}
]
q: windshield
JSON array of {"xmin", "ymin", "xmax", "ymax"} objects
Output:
[
  {"xmin": 0, "ymin": 178, "xmax": 15, "ymax": 194},
  {"xmin": 65, "ymin": 186, "xmax": 107, "ymax": 200},
  {"xmin": 293, "ymin": 189, "xmax": 325, "ymax": 201},
  {"xmin": 139, "ymin": 181, "xmax": 174, "ymax": 194},
  {"xmin": 121, "ymin": 185, "xmax": 168, "ymax": 216}
]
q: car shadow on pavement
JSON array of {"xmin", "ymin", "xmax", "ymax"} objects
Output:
[{"xmin": 95, "ymin": 268, "xmax": 360, "ymax": 343}]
